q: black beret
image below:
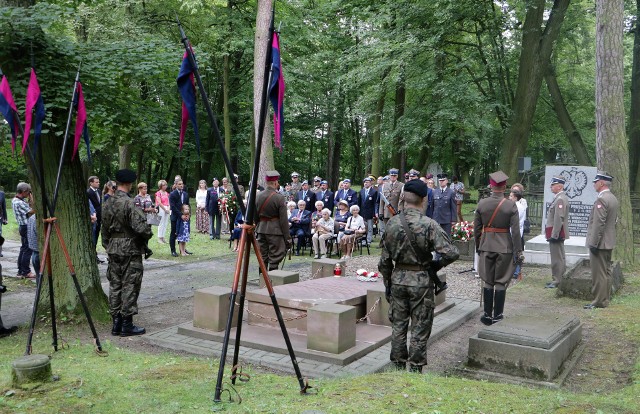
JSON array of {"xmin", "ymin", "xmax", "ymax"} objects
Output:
[
  {"xmin": 115, "ymin": 169, "xmax": 137, "ymax": 184},
  {"xmin": 404, "ymin": 179, "xmax": 429, "ymax": 198}
]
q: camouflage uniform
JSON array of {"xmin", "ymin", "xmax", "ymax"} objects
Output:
[
  {"xmin": 102, "ymin": 190, "xmax": 152, "ymax": 318},
  {"xmin": 378, "ymin": 208, "xmax": 459, "ymax": 369}
]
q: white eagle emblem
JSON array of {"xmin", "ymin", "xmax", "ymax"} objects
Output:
[{"xmin": 560, "ymin": 167, "xmax": 588, "ymax": 199}]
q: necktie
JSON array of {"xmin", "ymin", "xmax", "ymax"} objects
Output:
[
  {"xmin": 180, "ymin": 191, "xmax": 184, "ymax": 204},
  {"xmin": 321, "ymin": 191, "xmax": 325, "ymax": 199},
  {"xmin": 364, "ymin": 189, "xmax": 369, "ymax": 200},
  {"xmin": 298, "ymin": 210, "xmax": 302, "ymax": 219},
  {"xmin": 96, "ymin": 189, "xmax": 101, "ymax": 203},
  {"xmin": 303, "ymin": 191, "xmax": 307, "ymax": 200}
]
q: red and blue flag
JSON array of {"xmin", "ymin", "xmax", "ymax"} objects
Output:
[
  {"xmin": 177, "ymin": 51, "xmax": 200, "ymax": 153},
  {"xmin": 71, "ymin": 81, "xmax": 91, "ymax": 162},
  {"xmin": 24, "ymin": 68, "xmax": 46, "ymax": 154},
  {"xmin": 268, "ymin": 31, "xmax": 285, "ymax": 149},
  {"xmin": 0, "ymin": 74, "xmax": 21, "ymax": 152}
]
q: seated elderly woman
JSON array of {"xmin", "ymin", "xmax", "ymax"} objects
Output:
[
  {"xmin": 334, "ymin": 199, "xmax": 351, "ymax": 242},
  {"xmin": 339, "ymin": 205, "xmax": 366, "ymax": 259},
  {"xmin": 286, "ymin": 200, "xmax": 297, "ymax": 222},
  {"xmin": 310, "ymin": 200, "xmax": 324, "ymax": 233},
  {"xmin": 312, "ymin": 208, "xmax": 334, "ymax": 259}
]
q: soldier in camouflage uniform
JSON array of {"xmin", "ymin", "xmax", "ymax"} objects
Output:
[
  {"xmin": 102, "ymin": 169, "xmax": 152, "ymax": 337},
  {"xmin": 379, "ymin": 179, "xmax": 459, "ymax": 373}
]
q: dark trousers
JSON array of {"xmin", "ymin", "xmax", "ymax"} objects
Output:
[
  {"xmin": 18, "ymin": 225, "xmax": 33, "ymax": 276},
  {"xmin": 169, "ymin": 218, "xmax": 178, "ymax": 253},
  {"xmin": 439, "ymin": 222, "xmax": 452, "ymax": 236},
  {"xmin": 92, "ymin": 220, "xmax": 101, "ymax": 249},
  {"xmin": 209, "ymin": 213, "xmax": 222, "ymax": 238}
]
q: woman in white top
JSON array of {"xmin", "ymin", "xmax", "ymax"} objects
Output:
[
  {"xmin": 195, "ymin": 180, "xmax": 209, "ymax": 233},
  {"xmin": 339, "ymin": 205, "xmax": 366, "ymax": 259},
  {"xmin": 509, "ymin": 189, "xmax": 526, "ymax": 280},
  {"xmin": 286, "ymin": 201, "xmax": 296, "ymax": 222},
  {"xmin": 312, "ymin": 208, "xmax": 334, "ymax": 259}
]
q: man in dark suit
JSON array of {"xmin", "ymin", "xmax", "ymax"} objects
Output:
[
  {"xmin": 316, "ymin": 180, "xmax": 334, "ymax": 214},
  {"xmin": 432, "ymin": 173, "xmax": 457, "ymax": 236},
  {"xmin": 0, "ymin": 188, "xmax": 8, "ymax": 257},
  {"xmin": 87, "ymin": 176, "xmax": 103, "ymax": 263},
  {"xmin": 295, "ymin": 180, "xmax": 316, "ymax": 212},
  {"xmin": 358, "ymin": 177, "xmax": 378, "ymax": 244},
  {"xmin": 335, "ymin": 178, "xmax": 358, "ymax": 209},
  {"xmin": 289, "ymin": 200, "xmax": 312, "ymax": 256},
  {"xmin": 169, "ymin": 179, "xmax": 190, "ymax": 257},
  {"xmin": 205, "ymin": 178, "xmax": 222, "ymax": 240}
]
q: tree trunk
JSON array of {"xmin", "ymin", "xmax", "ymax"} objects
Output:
[
  {"xmin": 500, "ymin": 0, "xmax": 570, "ymax": 179},
  {"xmin": 254, "ymin": 0, "xmax": 274, "ymax": 189},
  {"xmin": 31, "ymin": 134, "xmax": 108, "ymax": 318},
  {"xmin": 371, "ymin": 93, "xmax": 384, "ymax": 177},
  {"xmin": 629, "ymin": 0, "xmax": 640, "ymax": 191},
  {"xmin": 595, "ymin": 0, "xmax": 635, "ymax": 264},
  {"xmin": 118, "ymin": 144, "xmax": 132, "ymax": 169},
  {"xmin": 545, "ymin": 65, "xmax": 592, "ymax": 165},
  {"xmin": 391, "ymin": 69, "xmax": 405, "ymax": 171}
]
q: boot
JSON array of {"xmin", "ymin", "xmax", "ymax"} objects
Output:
[
  {"xmin": 480, "ymin": 288, "xmax": 494, "ymax": 326},
  {"xmin": 391, "ymin": 361, "xmax": 406, "ymax": 371},
  {"xmin": 493, "ymin": 289, "xmax": 506, "ymax": 324},
  {"xmin": 120, "ymin": 315, "xmax": 145, "ymax": 337},
  {"xmin": 111, "ymin": 313, "xmax": 122, "ymax": 336},
  {"xmin": 409, "ymin": 364, "xmax": 423, "ymax": 374}
]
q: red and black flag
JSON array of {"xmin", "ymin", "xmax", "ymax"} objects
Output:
[
  {"xmin": 268, "ymin": 31, "xmax": 285, "ymax": 150},
  {"xmin": 0, "ymin": 73, "xmax": 21, "ymax": 152},
  {"xmin": 24, "ymin": 68, "xmax": 46, "ymax": 154},
  {"xmin": 71, "ymin": 81, "xmax": 91, "ymax": 163},
  {"xmin": 177, "ymin": 51, "xmax": 200, "ymax": 153}
]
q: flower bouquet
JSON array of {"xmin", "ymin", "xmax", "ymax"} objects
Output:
[
  {"xmin": 218, "ymin": 192, "xmax": 239, "ymax": 223},
  {"xmin": 451, "ymin": 221, "xmax": 474, "ymax": 241}
]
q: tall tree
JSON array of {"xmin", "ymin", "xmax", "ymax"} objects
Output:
[
  {"xmin": 500, "ymin": 0, "xmax": 570, "ymax": 179},
  {"xmin": 254, "ymin": 0, "xmax": 274, "ymax": 188},
  {"xmin": 629, "ymin": 0, "xmax": 640, "ymax": 191},
  {"xmin": 595, "ymin": 0, "xmax": 635, "ymax": 263}
]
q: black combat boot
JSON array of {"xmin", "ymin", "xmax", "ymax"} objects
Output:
[
  {"xmin": 493, "ymin": 289, "xmax": 506, "ymax": 324},
  {"xmin": 111, "ymin": 313, "xmax": 123, "ymax": 336},
  {"xmin": 392, "ymin": 361, "xmax": 406, "ymax": 371},
  {"xmin": 120, "ymin": 315, "xmax": 146, "ymax": 337},
  {"xmin": 409, "ymin": 364, "xmax": 423, "ymax": 374},
  {"xmin": 481, "ymin": 288, "xmax": 494, "ymax": 326}
]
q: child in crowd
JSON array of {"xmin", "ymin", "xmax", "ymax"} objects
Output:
[{"xmin": 176, "ymin": 204, "xmax": 191, "ymax": 256}]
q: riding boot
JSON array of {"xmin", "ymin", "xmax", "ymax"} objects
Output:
[
  {"xmin": 120, "ymin": 315, "xmax": 146, "ymax": 337},
  {"xmin": 111, "ymin": 313, "xmax": 123, "ymax": 336},
  {"xmin": 480, "ymin": 288, "xmax": 494, "ymax": 326},
  {"xmin": 493, "ymin": 289, "xmax": 506, "ymax": 323}
]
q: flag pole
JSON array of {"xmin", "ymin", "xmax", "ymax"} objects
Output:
[{"xmin": 52, "ymin": 62, "xmax": 81, "ymax": 212}]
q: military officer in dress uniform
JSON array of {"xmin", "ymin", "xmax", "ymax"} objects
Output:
[
  {"xmin": 295, "ymin": 180, "xmax": 316, "ymax": 212},
  {"xmin": 289, "ymin": 172, "xmax": 302, "ymax": 201},
  {"xmin": 316, "ymin": 180, "xmax": 334, "ymax": 214},
  {"xmin": 378, "ymin": 168, "xmax": 404, "ymax": 224},
  {"xmin": 358, "ymin": 177, "xmax": 378, "ymax": 244},
  {"xmin": 473, "ymin": 171, "xmax": 523, "ymax": 326},
  {"xmin": 256, "ymin": 171, "xmax": 292, "ymax": 271},
  {"xmin": 102, "ymin": 169, "xmax": 153, "ymax": 336},
  {"xmin": 585, "ymin": 172, "xmax": 619, "ymax": 309},
  {"xmin": 310, "ymin": 176, "xmax": 322, "ymax": 193},
  {"xmin": 334, "ymin": 178, "xmax": 358, "ymax": 209},
  {"xmin": 545, "ymin": 176, "xmax": 570, "ymax": 289},
  {"xmin": 379, "ymin": 179, "xmax": 459, "ymax": 372},
  {"xmin": 432, "ymin": 173, "xmax": 457, "ymax": 236}
]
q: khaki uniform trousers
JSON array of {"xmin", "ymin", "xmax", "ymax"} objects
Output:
[{"xmin": 589, "ymin": 249, "xmax": 612, "ymax": 308}]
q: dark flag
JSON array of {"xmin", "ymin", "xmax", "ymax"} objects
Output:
[
  {"xmin": 0, "ymin": 74, "xmax": 21, "ymax": 152},
  {"xmin": 268, "ymin": 31, "xmax": 285, "ymax": 150},
  {"xmin": 24, "ymin": 68, "xmax": 46, "ymax": 154},
  {"xmin": 71, "ymin": 82, "xmax": 91, "ymax": 163},
  {"xmin": 176, "ymin": 51, "xmax": 200, "ymax": 152}
]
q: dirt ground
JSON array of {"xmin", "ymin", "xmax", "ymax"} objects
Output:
[{"xmin": 3, "ymin": 252, "xmax": 638, "ymax": 393}]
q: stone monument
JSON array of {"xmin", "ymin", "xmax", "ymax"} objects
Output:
[{"xmin": 525, "ymin": 165, "xmax": 597, "ymax": 265}]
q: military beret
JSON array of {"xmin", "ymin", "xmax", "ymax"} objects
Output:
[
  {"xmin": 404, "ymin": 179, "xmax": 429, "ymax": 198},
  {"xmin": 212, "ymin": 177, "xmax": 218, "ymax": 182},
  {"xmin": 389, "ymin": 168, "xmax": 399, "ymax": 175},
  {"xmin": 426, "ymin": 173, "xmax": 433, "ymax": 179},
  {"xmin": 437, "ymin": 173, "xmax": 448, "ymax": 180},
  {"xmin": 593, "ymin": 172, "xmax": 613, "ymax": 183},
  {"xmin": 363, "ymin": 177, "xmax": 372, "ymax": 182},
  {"xmin": 115, "ymin": 169, "xmax": 137, "ymax": 184},
  {"xmin": 266, "ymin": 170, "xmax": 280, "ymax": 182},
  {"xmin": 488, "ymin": 170, "xmax": 509, "ymax": 187},
  {"xmin": 320, "ymin": 180, "xmax": 328, "ymax": 185},
  {"xmin": 291, "ymin": 172, "xmax": 300, "ymax": 178},
  {"xmin": 343, "ymin": 178, "xmax": 351, "ymax": 184},
  {"xmin": 550, "ymin": 176, "xmax": 566, "ymax": 185}
]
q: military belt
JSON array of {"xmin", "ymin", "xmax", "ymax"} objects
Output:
[
  {"xmin": 259, "ymin": 217, "xmax": 279, "ymax": 222},
  {"xmin": 395, "ymin": 264, "xmax": 428, "ymax": 271},
  {"xmin": 483, "ymin": 227, "xmax": 509, "ymax": 233}
]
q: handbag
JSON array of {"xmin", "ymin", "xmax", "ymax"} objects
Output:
[
  {"xmin": 147, "ymin": 212, "xmax": 161, "ymax": 226},
  {"xmin": 343, "ymin": 230, "xmax": 355, "ymax": 235}
]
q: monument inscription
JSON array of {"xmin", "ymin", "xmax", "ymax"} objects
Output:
[{"xmin": 542, "ymin": 166, "xmax": 598, "ymax": 237}]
